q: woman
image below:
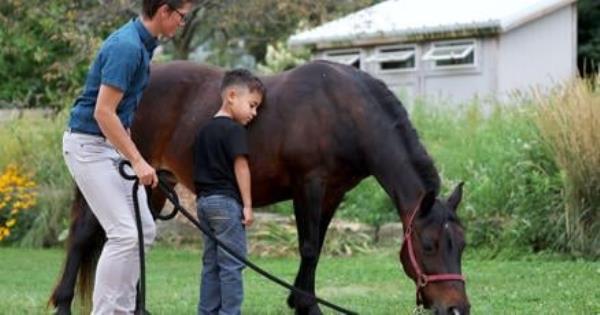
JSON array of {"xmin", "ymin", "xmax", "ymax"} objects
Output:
[{"xmin": 62, "ymin": 1, "xmax": 195, "ymax": 313}]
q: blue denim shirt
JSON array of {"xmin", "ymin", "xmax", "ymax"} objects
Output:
[{"xmin": 68, "ymin": 18, "xmax": 158, "ymax": 136}]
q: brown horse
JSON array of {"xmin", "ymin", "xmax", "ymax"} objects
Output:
[{"xmin": 50, "ymin": 60, "xmax": 469, "ymax": 314}]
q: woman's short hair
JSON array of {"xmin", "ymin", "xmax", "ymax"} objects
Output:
[{"xmin": 142, "ymin": 0, "xmax": 196, "ymax": 18}]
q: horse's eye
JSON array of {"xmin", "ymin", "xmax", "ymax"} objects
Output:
[{"xmin": 422, "ymin": 242, "xmax": 436, "ymax": 254}]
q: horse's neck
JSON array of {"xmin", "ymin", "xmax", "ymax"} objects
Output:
[
  {"xmin": 369, "ymin": 144, "xmax": 427, "ymax": 224},
  {"xmin": 373, "ymin": 160, "xmax": 426, "ymax": 221},
  {"xmin": 362, "ymin": 113, "xmax": 438, "ymax": 223}
]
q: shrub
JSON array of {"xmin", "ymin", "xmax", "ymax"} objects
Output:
[
  {"xmin": 257, "ymin": 41, "xmax": 309, "ymax": 74},
  {"xmin": 0, "ymin": 111, "xmax": 73, "ymax": 247},
  {"xmin": 0, "ymin": 0, "xmax": 130, "ymax": 109},
  {"xmin": 0, "ymin": 164, "xmax": 37, "ymax": 244}
]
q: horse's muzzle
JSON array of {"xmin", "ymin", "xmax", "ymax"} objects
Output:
[{"xmin": 433, "ymin": 303, "xmax": 470, "ymax": 315}]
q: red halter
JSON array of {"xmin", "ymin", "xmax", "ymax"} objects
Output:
[{"xmin": 402, "ymin": 204, "xmax": 465, "ymax": 298}]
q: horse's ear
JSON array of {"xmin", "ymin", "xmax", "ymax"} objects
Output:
[
  {"xmin": 447, "ymin": 182, "xmax": 464, "ymax": 212},
  {"xmin": 419, "ymin": 190, "xmax": 436, "ymax": 218}
]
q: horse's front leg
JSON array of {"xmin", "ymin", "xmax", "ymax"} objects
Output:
[{"xmin": 287, "ymin": 177, "xmax": 325, "ymax": 315}]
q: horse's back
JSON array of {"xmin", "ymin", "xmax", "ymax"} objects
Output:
[{"xmin": 132, "ymin": 60, "xmax": 374, "ymax": 205}]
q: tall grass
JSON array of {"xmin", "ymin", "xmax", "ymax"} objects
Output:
[
  {"xmin": 534, "ymin": 77, "xmax": 600, "ymax": 257},
  {"xmin": 0, "ymin": 110, "xmax": 73, "ymax": 247},
  {"xmin": 410, "ymin": 98, "xmax": 565, "ymax": 256}
]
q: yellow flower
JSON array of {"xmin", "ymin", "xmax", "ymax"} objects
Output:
[{"xmin": 0, "ymin": 164, "xmax": 38, "ymax": 239}]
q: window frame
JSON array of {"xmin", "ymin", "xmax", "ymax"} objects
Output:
[
  {"xmin": 423, "ymin": 39, "xmax": 478, "ymax": 70},
  {"xmin": 321, "ymin": 49, "xmax": 362, "ymax": 68},
  {"xmin": 370, "ymin": 44, "xmax": 418, "ymax": 73}
]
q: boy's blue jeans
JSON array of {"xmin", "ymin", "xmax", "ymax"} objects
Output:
[{"xmin": 197, "ymin": 195, "xmax": 247, "ymax": 315}]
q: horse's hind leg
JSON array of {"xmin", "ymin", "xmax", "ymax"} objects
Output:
[
  {"xmin": 286, "ymin": 177, "xmax": 327, "ymax": 315},
  {"xmin": 50, "ymin": 188, "xmax": 104, "ymax": 315}
]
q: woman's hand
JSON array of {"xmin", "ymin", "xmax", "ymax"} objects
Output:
[{"xmin": 132, "ymin": 158, "xmax": 158, "ymax": 188}]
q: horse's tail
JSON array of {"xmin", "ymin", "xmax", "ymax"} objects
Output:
[
  {"xmin": 75, "ymin": 223, "xmax": 98, "ymax": 310},
  {"xmin": 49, "ymin": 187, "xmax": 103, "ymax": 312}
]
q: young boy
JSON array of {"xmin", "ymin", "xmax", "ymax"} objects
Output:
[{"xmin": 193, "ymin": 69, "xmax": 265, "ymax": 315}]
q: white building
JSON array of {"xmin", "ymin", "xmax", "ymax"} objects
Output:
[{"xmin": 288, "ymin": 0, "xmax": 578, "ymax": 104}]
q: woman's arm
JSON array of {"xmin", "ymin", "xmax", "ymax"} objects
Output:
[{"xmin": 94, "ymin": 84, "xmax": 157, "ymax": 187}]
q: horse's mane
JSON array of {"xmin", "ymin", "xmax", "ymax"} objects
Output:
[{"xmin": 354, "ymin": 67, "xmax": 441, "ymax": 195}]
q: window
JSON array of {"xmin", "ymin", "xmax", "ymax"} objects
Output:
[
  {"xmin": 423, "ymin": 40, "xmax": 476, "ymax": 68},
  {"xmin": 323, "ymin": 50, "xmax": 361, "ymax": 68},
  {"xmin": 369, "ymin": 45, "xmax": 416, "ymax": 72}
]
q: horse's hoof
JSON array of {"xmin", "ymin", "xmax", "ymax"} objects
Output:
[
  {"xmin": 53, "ymin": 307, "xmax": 71, "ymax": 315},
  {"xmin": 294, "ymin": 304, "xmax": 323, "ymax": 315},
  {"xmin": 287, "ymin": 293, "xmax": 296, "ymax": 308},
  {"xmin": 287, "ymin": 292, "xmax": 321, "ymax": 314}
]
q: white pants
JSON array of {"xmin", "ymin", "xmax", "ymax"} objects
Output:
[{"xmin": 62, "ymin": 131, "xmax": 156, "ymax": 315}]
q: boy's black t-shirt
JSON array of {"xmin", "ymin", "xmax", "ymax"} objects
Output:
[{"xmin": 193, "ymin": 116, "xmax": 248, "ymax": 204}]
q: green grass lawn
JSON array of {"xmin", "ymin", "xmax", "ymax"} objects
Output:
[{"xmin": 0, "ymin": 247, "xmax": 598, "ymax": 314}]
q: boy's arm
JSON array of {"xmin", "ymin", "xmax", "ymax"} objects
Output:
[{"xmin": 234, "ymin": 155, "xmax": 253, "ymax": 227}]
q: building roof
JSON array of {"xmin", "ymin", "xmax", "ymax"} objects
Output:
[{"xmin": 288, "ymin": 0, "xmax": 576, "ymax": 48}]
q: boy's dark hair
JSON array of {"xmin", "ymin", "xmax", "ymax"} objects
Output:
[
  {"xmin": 143, "ymin": 0, "xmax": 196, "ymax": 18},
  {"xmin": 221, "ymin": 69, "xmax": 266, "ymax": 96}
]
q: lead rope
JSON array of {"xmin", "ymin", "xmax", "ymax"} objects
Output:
[
  {"xmin": 122, "ymin": 165, "xmax": 148, "ymax": 315},
  {"xmin": 118, "ymin": 160, "xmax": 358, "ymax": 315}
]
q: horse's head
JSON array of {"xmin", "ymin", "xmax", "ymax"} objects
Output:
[{"xmin": 399, "ymin": 183, "xmax": 470, "ymax": 315}]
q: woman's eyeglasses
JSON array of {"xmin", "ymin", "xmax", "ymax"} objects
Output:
[{"xmin": 169, "ymin": 6, "xmax": 190, "ymax": 23}]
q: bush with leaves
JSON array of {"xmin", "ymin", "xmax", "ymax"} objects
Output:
[
  {"xmin": 0, "ymin": 165, "xmax": 37, "ymax": 244},
  {"xmin": 0, "ymin": 0, "xmax": 131, "ymax": 109},
  {"xmin": 0, "ymin": 112, "xmax": 73, "ymax": 247},
  {"xmin": 578, "ymin": 0, "xmax": 600, "ymax": 76},
  {"xmin": 257, "ymin": 41, "xmax": 309, "ymax": 74}
]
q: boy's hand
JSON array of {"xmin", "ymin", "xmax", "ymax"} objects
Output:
[{"xmin": 242, "ymin": 207, "xmax": 254, "ymax": 227}]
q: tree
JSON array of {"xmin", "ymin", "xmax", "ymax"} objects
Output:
[
  {"xmin": 578, "ymin": 0, "xmax": 600, "ymax": 76},
  {"xmin": 0, "ymin": 1, "xmax": 381, "ymax": 109},
  {"xmin": 0, "ymin": 0, "xmax": 132, "ymax": 109},
  {"xmin": 169, "ymin": 0, "xmax": 380, "ymax": 65}
]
